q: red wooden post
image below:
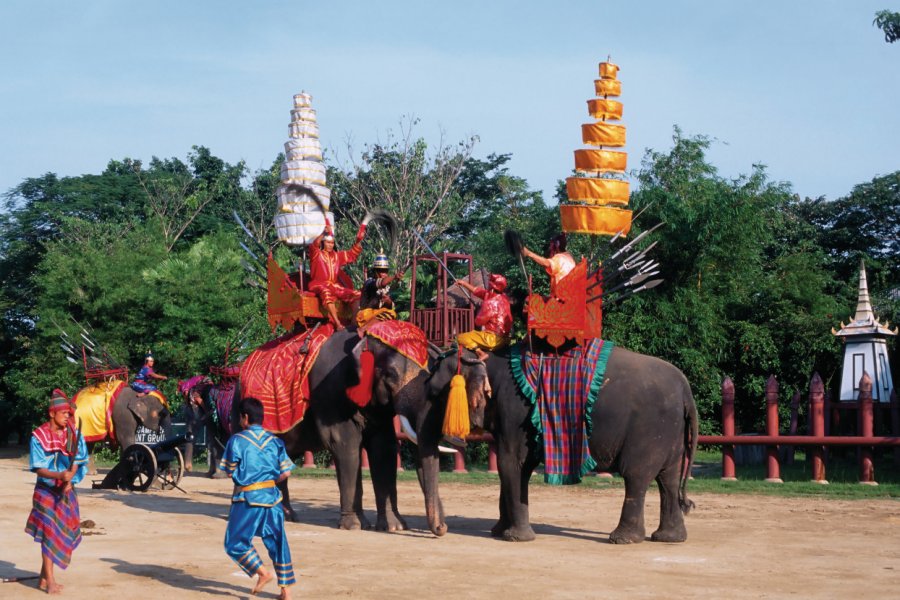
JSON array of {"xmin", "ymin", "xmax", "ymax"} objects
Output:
[
  {"xmin": 453, "ymin": 446, "xmax": 468, "ymax": 473},
  {"xmin": 891, "ymin": 389, "xmax": 900, "ymax": 465},
  {"xmin": 765, "ymin": 375, "xmax": 782, "ymax": 483},
  {"xmin": 361, "ymin": 448, "xmax": 370, "ymax": 470},
  {"xmin": 487, "ymin": 443, "xmax": 498, "ymax": 474},
  {"xmin": 721, "ymin": 377, "xmax": 737, "ymax": 481},
  {"xmin": 302, "ymin": 450, "xmax": 316, "ymax": 468},
  {"xmin": 809, "ymin": 372, "xmax": 828, "ymax": 484},
  {"xmin": 858, "ymin": 373, "xmax": 877, "ymax": 485},
  {"xmin": 784, "ymin": 391, "xmax": 801, "ymax": 465}
]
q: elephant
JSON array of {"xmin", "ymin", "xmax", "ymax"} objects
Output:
[
  {"xmin": 439, "ymin": 342, "xmax": 698, "ymax": 544},
  {"xmin": 74, "ymin": 384, "xmax": 172, "ymax": 473},
  {"xmin": 180, "ymin": 377, "xmax": 237, "ymax": 477},
  {"xmin": 237, "ymin": 327, "xmax": 489, "ymax": 537}
]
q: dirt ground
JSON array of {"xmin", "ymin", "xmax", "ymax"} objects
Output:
[{"xmin": 1, "ymin": 449, "xmax": 897, "ymax": 600}]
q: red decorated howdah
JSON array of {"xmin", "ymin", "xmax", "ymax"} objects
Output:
[
  {"xmin": 364, "ymin": 320, "xmax": 429, "ymax": 369},
  {"xmin": 526, "ymin": 259, "xmax": 602, "ymax": 348}
]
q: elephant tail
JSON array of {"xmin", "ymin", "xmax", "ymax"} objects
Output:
[{"xmin": 679, "ymin": 391, "xmax": 699, "ymax": 515}]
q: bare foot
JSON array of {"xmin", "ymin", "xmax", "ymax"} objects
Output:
[
  {"xmin": 251, "ymin": 567, "xmax": 273, "ymax": 595},
  {"xmin": 45, "ymin": 581, "xmax": 63, "ymax": 594},
  {"xmin": 38, "ymin": 578, "xmax": 47, "ymax": 591},
  {"xmin": 280, "ymin": 585, "xmax": 291, "ymax": 600}
]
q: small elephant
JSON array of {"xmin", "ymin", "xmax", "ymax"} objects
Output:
[{"xmin": 438, "ymin": 343, "xmax": 698, "ymax": 544}]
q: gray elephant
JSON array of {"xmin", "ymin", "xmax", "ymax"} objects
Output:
[
  {"xmin": 74, "ymin": 385, "xmax": 172, "ymax": 473},
  {"xmin": 437, "ymin": 342, "xmax": 698, "ymax": 544},
  {"xmin": 180, "ymin": 378, "xmax": 236, "ymax": 477},
  {"xmin": 239, "ymin": 327, "xmax": 489, "ymax": 537}
]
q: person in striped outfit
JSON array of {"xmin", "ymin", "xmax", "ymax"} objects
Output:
[
  {"xmin": 219, "ymin": 397, "xmax": 296, "ymax": 599},
  {"xmin": 25, "ymin": 388, "xmax": 88, "ymax": 594}
]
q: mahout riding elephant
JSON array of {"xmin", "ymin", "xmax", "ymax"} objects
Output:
[
  {"xmin": 75, "ymin": 384, "xmax": 172, "ymax": 473},
  {"xmin": 438, "ymin": 343, "xmax": 698, "ymax": 544},
  {"xmin": 238, "ymin": 328, "xmax": 490, "ymax": 537}
]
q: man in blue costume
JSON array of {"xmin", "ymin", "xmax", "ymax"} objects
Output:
[
  {"xmin": 219, "ymin": 398, "xmax": 295, "ymax": 599},
  {"xmin": 25, "ymin": 388, "xmax": 88, "ymax": 594}
]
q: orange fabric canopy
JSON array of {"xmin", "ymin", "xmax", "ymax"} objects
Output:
[{"xmin": 566, "ymin": 177, "xmax": 630, "ymax": 205}]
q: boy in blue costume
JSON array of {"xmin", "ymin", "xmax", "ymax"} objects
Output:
[
  {"xmin": 219, "ymin": 397, "xmax": 295, "ymax": 599},
  {"xmin": 25, "ymin": 388, "xmax": 88, "ymax": 594}
]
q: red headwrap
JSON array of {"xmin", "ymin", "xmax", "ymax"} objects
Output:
[
  {"xmin": 49, "ymin": 389, "xmax": 70, "ymax": 413},
  {"xmin": 488, "ymin": 273, "xmax": 508, "ymax": 293}
]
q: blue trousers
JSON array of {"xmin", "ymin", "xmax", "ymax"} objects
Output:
[{"xmin": 224, "ymin": 501, "xmax": 295, "ymax": 587}]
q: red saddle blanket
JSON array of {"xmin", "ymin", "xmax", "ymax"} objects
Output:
[
  {"xmin": 510, "ymin": 339, "xmax": 615, "ymax": 484},
  {"xmin": 239, "ymin": 324, "xmax": 333, "ymax": 433},
  {"xmin": 363, "ymin": 320, "xmax": 429, "ymax": 369}
]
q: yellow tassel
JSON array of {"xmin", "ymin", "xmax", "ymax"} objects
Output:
[{"xmin": 442, "ymin": 374, "xmax": 470, "ymax": 439}]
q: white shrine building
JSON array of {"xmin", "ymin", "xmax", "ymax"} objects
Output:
[{"xmin": 832, "ymin": 261, "xmax": 897, "ymax": 402}]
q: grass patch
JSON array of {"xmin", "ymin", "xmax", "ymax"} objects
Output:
[{"xmin": 289, "ymin": 448, "xmax": 900, "ymax": 500}]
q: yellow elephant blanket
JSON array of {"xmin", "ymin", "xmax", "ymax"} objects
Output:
[{"xmin": 73, "ymin": 379, "xmax": 127, "ymax": 443}]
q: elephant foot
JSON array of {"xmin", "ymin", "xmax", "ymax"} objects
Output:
[
  {"xmin": 207, "ymin": 470, "xmax": 228, "ymax": 479},
  {"xmin": 376, "ymin": 512, "xmax": 409, "ymax": 533},
  {"xmin": 498, "ymin": 525, "xmax": 536, "ymax": 542},
  {"xmin": 282, "ymin": 505, "xmax": 300, "ymax": 523},
  {"xmin": 490, "ymin": 519, "xmax": 510, "ymax": 538},
  {"xmin": 338, "ymin": 512, "xmax": 370, "ymax": 530},
  {"xmin": 651, "ymin": 524, "xmax": 687, "ymax": 543},
  {"xmin": 609, "ymin": 525, "xmax": 645, "ymax": 544}
]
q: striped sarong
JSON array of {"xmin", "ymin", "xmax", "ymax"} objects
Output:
[
  {"xmin": 510, "ymin": 339, "xmax": 614, "ymax": 485},
  {"xmin": 24, "ymin": 483, "xmax": 82, "ymax": 569}
]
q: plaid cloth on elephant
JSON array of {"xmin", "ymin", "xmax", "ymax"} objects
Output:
[{"xmin": 510, "ymin": 339, "xmax": 614, "ymax": 484}]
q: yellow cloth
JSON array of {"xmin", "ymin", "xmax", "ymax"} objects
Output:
[
  {"xmin": 457, "ymin": 330, "xmax": 509, "ymax": 351},
  {"xmin": 148, "ymin": 390, "xmax": 169, "ymax": 410},
  {"xmin": 574, "ymin": 149, "xmax": 627, "ymax": 174},
  {"xmin": 73, "ymin": 379, "xmax": 125, "ymax": 442},
  {"xmin": 594, "ymin": 78, "xmax": 621, "ymax": 96},
  {"xmin": 356, "ymin": 307, "xmax": 398, "ymax": 328},
  {"xmin": 598, "ymin": 61, "xmax": 619, "ymax": 79},
  {"xmin": 581, "ymin": 123, "xmax": 626, "ymax": 147},
  {"xmin": 586, "ymin": 99, "xmax": 623, "ymax": 120},
  {"xmin": 240, "ymin": 480, "xmax": 276, "ymax": 492},
  {"xmin": 560, "ymin": 205, "xmax": 633, "ymax": 237},
  {"xmin": 566, "ymin": 177, "xmax": 630, "ymax": 205}
]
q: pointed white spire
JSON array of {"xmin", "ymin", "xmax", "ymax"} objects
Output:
[
  {"xmin": 852, "ymin": 259, "xmax": 875, "ymax": 325},
  {"xmin": 833, "ymin": 259, "xmax": 898, "ymax": 338}
]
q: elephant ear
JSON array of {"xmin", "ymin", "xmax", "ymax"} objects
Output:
[
  {"xmin": 426, "ymin": 352, "xmax": 455, "ymax": 399},
  {"xmin": 128, "ymin": 397, "xmax": 162, "ymax": 431},
  {"xmin": 128, "ymin": 398, "xmax": 150, "ymax": 424}
]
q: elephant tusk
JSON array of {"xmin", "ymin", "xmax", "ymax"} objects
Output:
[
  {"xmin": 400, "ymin": 414, "xmax": 457, "ymax": 453},
  {"xmin": 399, "ymin": 415, "xmax": 418, "ymax": 445}
]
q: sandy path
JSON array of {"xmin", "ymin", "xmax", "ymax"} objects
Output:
[{"xmin": 1, "ymin": 451, "xmax": 897, "ymax": 599}]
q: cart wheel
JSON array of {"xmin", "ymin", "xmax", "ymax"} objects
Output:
[
  {"xmin": 121, "ymin": 443, "xmax": 157, "ymax": 492},
  {"xmin": 158, "ymin": 447, "xmax": 185, "ymax": 490}
]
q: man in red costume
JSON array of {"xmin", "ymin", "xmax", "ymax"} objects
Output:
[
  {"xmin": 308, "ymin": 217, "xmax": 369, "ymax": 329},
  {"xmin": 456, "ymin": 273, "xmax": 512, "ymax": 359}
]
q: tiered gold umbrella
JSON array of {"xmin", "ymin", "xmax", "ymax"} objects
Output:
[{"xmin": 560, "ymin": 60, "xmax": 633, "ymax": 236}]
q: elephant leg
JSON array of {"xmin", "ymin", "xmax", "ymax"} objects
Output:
[
  {"xmin": 493, "ymin": 441, "xmax": 537, "ymax": 542},
  {"xmin": 610, "ymin": 473, "xmax": 650, "ymax": 544},
  {"xmin": 332, "ymin": 450, "xmax": 369, "ymax": 530},
  {"xmin": 276, "ymin": 478, "xmax": 299, "ymax": 522},
  {"xmin": 651, "ymin": 458, "xmax": 687, "ymax": 543},
  {"xmin": 366, "ymin": 425, "xmax": 407, "ymax": 532}
]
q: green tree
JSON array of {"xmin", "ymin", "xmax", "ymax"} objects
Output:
[
  {"xmin": 874, "ymin": 10, "xmax": 900, "ymax": 43},
  {"xmin": 603, "ymin": 129, "xmax": 843, "ymax": 433}
]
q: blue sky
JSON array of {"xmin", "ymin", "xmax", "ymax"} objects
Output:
[{"xmin": 1, "ymin": 1, "xmax": 897, "ymax": 204}]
